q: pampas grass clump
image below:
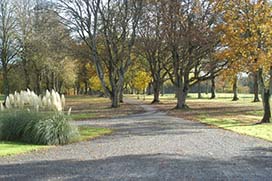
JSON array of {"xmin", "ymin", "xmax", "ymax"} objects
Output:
[
  {"xmin": 0, "ymin": 89, "xmax": 78, "ymax": 145},
  {"xmin": 0, "ymin": 111, "xmax": 79, "ymax": 145},
  {"xmin": 2, "ymin": 89, "xmax": 65, "ymax": 112}
]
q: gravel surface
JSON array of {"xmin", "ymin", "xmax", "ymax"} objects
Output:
[{"xmin": 1, "ymin": 99, "xmax": 272, "ymax": 180}]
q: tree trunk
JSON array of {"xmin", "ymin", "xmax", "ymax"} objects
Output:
[
  {"xmin": 261, "ymin": 89, "xmax": 271, "ymax": 123},
  {"xmin": 84, "ymin": 80, "xmax": 88, "ymax": 95},
  {"xmin": 119, "ymin": 87, "xmax": 124, "ymax": 103},
  {"xmin": 59, "ymin": 80, "xmax": 63, "ymax": 93},
  {"xmin": 22, "ymin": 58, "xmax": 30, "ymax": 89},
  {"xmin": 35, "ymin": 72, "xmax": 41, "ymax": 95},
  {"xmin": 232, "ymin": 75, "xmax": 239, "ymax": 101},
  {"xmin": 147, "ymin": 82, "xmax": 152, "ymax": 95},
  {"xmin": 111, "ymin": 89, "xmax": 120, "ymax": 108},
  {"xmin": 2, "ymin": 66, "xmax": 9, "ymax": 99},
  {"xmin": 76, "ymin": 82, "xmax": 80, "ymax": 95},
  {"xmin": 46, "ymin": 75, "xmax": 50, "ymax": 90},
  {"xmin": 74, "ymin": 86, "xmax": 76, "ymax": 95},
  {"xmin": 161, "ymin": 82, "xmax": 165, "ymax": 96},
  {"xmin": 152, "ymin": 89, "xmax": 160, "ymax": 104},
  {"xmin": 151, "ymin": 81, "xmax": 160, "ymax": 104},
  {"xmin": 176, "ymin": 83, "xmax": 189, "ymax": 109},
  {"xmin": 197, "ymin": 81, "xmax": 202, "ymax": 99},
  {"xmin": 110, "ymin": 76, "xmax": 124, "ymax": 108},
  {"xmin": 253, "ymin": 72, "xmax": 260, "ymax": 102},
  {"xmin": 51, "ymin": 72, "xmax": 55, "ymax": 90},
  {"xmin": 210, "ymin": 77, "xmax": 216, "ymax": 99},
  {"xmin": 258, "ymin": 68, "xmax": 271, "ymax": 123},
  {"xmin": 205, "ymin": 81, "xmax": 209, "ymax": 94}
]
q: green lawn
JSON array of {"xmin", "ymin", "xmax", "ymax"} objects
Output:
[
  {"xmin": 0, "ymin": 126, "xmax": 112, "ymax": 157},
  {"xmin": 127, "ymin": 93, "xmax": 259, "ymax": 102},
  {"xmin": 78, "ymin": 126, "xmax": 112, "ymax": 141},
  {"xmin": 65, "ymin": 95, "xmax": 144, "ymax": 120},
  {"xmin": 70, "ymin": 113, "xmax": 97, "ymax": 121},
  {"xmin": 135, "ymin": 93, "xmax": 272, "ymax": 142},
  {"xmin": 0, "ymin": 142, "xmax": 47, "ymax": 157},
  {"xmin": 200, "ymin": 117, "xmax": 272, "ymax": 142}
]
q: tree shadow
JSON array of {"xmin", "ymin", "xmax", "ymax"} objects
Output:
[
  {"xmin": 1, "ymin": 152, "xmax": 272, "ymax": 180},
  {"xmin": 92, "ymin": 117, "xmax": 212, "ymax": 139}
]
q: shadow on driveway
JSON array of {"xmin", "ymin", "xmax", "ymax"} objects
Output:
[{"xmin": 1, "ymin": 151, "xmax": 272, "ymax": 180}]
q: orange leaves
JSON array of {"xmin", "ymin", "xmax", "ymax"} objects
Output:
[{"xmin": 215, "ymin": 0, "xmax": 272, "ymax": 75}]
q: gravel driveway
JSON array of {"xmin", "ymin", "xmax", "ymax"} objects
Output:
[{"xmin": 1, "ymin": 100, "xmax": 272, "ymax": 180}]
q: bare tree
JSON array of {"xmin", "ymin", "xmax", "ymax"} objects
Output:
[
  {"xmin": 161, "ymin": 0, "xmax": 225, "ymax": 109},
  {"xmin": 14, "ymin": 0, "xmax": 35, "ymax": 89},
  {"xmin": 0, "ymin": 0, "xmax": 18, "ymax": 98},
  {"xmin": 58, "ymin": 0, "xmax": 143, "ymax": 107},
  {"xmin": 136, "ymin": 1, "xmax": 170, "ymax": 104}
]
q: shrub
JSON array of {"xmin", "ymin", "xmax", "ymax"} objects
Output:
[
  {"xmin": 0, "ymin": 89, "xmax": 78, "ymax": 145},
  {"xmin": 0, "ymin": 110, "xmax": 79, "ymax": 145}
]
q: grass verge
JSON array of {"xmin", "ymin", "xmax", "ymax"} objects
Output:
[
  {"xmin": 137, "ymin": 93, "xmax": 272, "ymax": 142},
  {"xmin": 70, "ymin": 113, "xmax": 97, "ymax": 121},
  {"xmin": 78, "ymin": 126, "xmax": 112, "ymax": 141},
  {"xmin": 199, "ymin": 117, "xmax": 272, "ymax": 142},
  {"xmin": 0, "ymin": 126, "xmax": 112, "ymax": 157},
  {"xmin": 0, "ymin": 142, "xmax": 47, "ymax": 157}
]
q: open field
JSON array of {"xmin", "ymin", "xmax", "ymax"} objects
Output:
[
  {"xmin": 127, "ymin": 93, "xmax": 272, "ymax": 142},
  {"xmin": 127, "ymin": 93, "xmax": 259, "ymax": 103},
  {"xmin": 0, "ymin": 126, "xmax": 112, "ymax": 157},
  {"xmin": 65, "ymin": 96, "xmax": 144, "ymax": 120}
]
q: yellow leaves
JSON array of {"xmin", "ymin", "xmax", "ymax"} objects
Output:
[
  {"xmin": 215, "ymin": 0, "xmax": 272, "ymax": 75},
  {"xmin": 89, "ymin": 76, "xmax": 110, "ymax": 92},
  {"xmin": 133, "ymin": 71, "xmax": 152, "ymax": 91},
  {"xmin": 89, "ymin": 76, "xmax": 102, "ymax": 91}
]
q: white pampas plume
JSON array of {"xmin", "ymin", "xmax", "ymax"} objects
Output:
[
  {"xmin": 35, "ymin": 105, "xmax": 39, "ymax": 112},
  {"xmin": 5, "ymin": 97, "xmax": 11, "ymax": 109},
  {"xmin": 9, "ymin": 94, "xmax": 14, "ymax": 105},
  {"xmin": 68, "ymin": 107, "xmax": 72, "ymax": 116},
  {"xmin": 47, "ymin": 98, "xmax": 52, "ymax": 108},
  {"xmin": 38, "ymin": 95, "xmax": 43, "ymax": 107},
  {"xmin": 3, "ymin": 89, "xmax": 64, "ymax": 112},
  {"xmin": 46, "ymin": 90, "xmax": 50, "ymax": 98},
  {"xmin": 56, "ymin": 92, "xmax": 62, "ymax": 111},
  {"xmin": 42, "ymin": 97, "xmax": 47, "ymax": 107},
  {"xmin": 51, "ymin": 90, "xmax": 62, "ymax": 112},
  {"xmin": 0, "ymin": 103, "xmax": 4, "ymax": 111},
  {"xmin": 61, "ymin": 94, "xmax": 65, "ymax": 108}
]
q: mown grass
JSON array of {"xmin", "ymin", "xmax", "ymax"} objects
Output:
[
  {"xmin": 65, "ymin": 95, "xmax": 144, "ymax": 120},
  {"xmin": 200, "ymin": 117, "xmax": 272, "ymax": 142},
  {"xmin": 127, "ymin": 93, "xmax": 258, "ymax": 103},
  {"xmin": 132, "ymin": 93, "xmax": 272, "ymax": 142},
  {"xmin": 0, "ymin": 142, "xmax": 47, "ymax": 157},
  {"xmin": 69, "ymin": 113, "xmax": 97, "ymax": 120},
  {"xmin": 78, "ymin": 126, "xmax": 112, "ymax": 141},
  {"xmin": 0, "ymin": 126, "xmax": 112, "ymax": 157}
]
